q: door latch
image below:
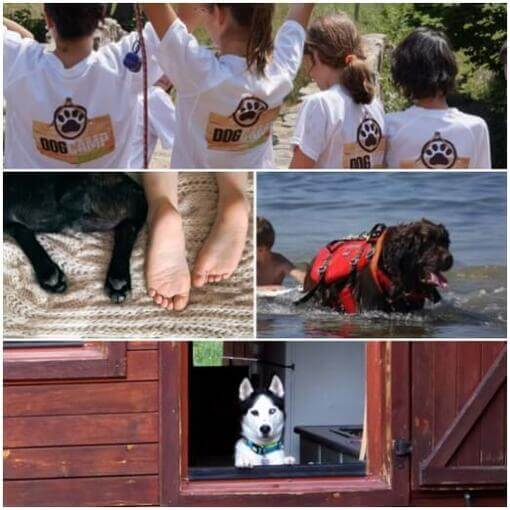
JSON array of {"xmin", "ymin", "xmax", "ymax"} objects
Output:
[{"xmin": 394, "ymin": 438, "xmax": 412, "ymax": 457}]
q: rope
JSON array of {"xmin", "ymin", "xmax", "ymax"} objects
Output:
[{"xmin": 134, "ymin": 4, "xmax": 149, "ymax": 169}]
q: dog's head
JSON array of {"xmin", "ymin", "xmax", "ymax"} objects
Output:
[
  {"xmin": 238, "ymin": 375, "xmax": 285, "ymax": 444},
  {"xmin": 381, "ymin": 219, "xmax": 453, "ymax": 301}
]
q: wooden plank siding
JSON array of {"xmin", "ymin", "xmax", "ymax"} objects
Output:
[{"xmin": 3, "ymin": 341, "xmax": 160, "ymax": 507}]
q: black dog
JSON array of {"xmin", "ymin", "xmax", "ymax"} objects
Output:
[
  {"xmin": 301, "ymin": 219, "xmax": 453, "ymax": 313},
  {"xmin": 4, "ymin": 173, "xmax": 147, "ymax": 303}
]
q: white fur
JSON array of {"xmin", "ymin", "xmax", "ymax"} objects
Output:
[{"xmin": 234, "ymin": 376, "xmax": 295, "ymax": 468}]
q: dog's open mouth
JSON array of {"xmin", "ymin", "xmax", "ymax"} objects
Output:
[{"xmin": 424, "ymin": 271, "xmax": 448, "ymax": 289}]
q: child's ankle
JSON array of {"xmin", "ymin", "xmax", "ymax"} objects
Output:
[
  {"xmin": 148, "ymin": 198, "xmax": 181, "ymax": 226},
  {"xmin": 217, "ymin": 189, "xmax": 249, "ymax": 218}
]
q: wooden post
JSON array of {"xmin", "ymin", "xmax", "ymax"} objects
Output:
[{"xmin": 354, "ymin": 4, "xmax": 360, "ymax": 22}]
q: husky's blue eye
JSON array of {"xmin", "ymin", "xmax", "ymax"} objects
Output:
[
  {"xmin": 251, "ymin": 410, "xmax": 259, "ymax": 416},
  {"xmin": 269, "ymin": 408, "xmax": 276, "ymax": 415}
]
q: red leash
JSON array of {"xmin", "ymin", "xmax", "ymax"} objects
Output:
[{"xmin": 134, "ymin": 4, "xmax": 148, "ymax": 169}]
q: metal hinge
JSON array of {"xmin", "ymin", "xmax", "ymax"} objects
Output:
[{"xmin": 394, "ymin": 438, "xmax": 412, "ymax": 457}]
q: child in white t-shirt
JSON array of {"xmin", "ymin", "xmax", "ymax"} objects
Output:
[
  {"xmin": 290, "ymin": 12, "xmax": 385, "ymax": 169},
  {"xmin": 3, "ymin": 4, "xmax": 161, "ymax": 168},
  {"xmin": 129, "ymin": 75, "xmax": 176, "ymax": 168},
  {"xmin": 385, "ymin": 28, "xmax": 491, "ymax": 169},
  {"xmin": 143, "ymin": 3, "xmax": 315, "ymax": 169}
]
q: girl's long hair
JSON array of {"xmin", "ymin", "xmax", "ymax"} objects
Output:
[
  {"xmin": 306, "ymin": 12, "xmax": 375, "ymax": 104},
  {"xmin": 221, "ymin": 4, "xmax": 275, "ymax": 76}
]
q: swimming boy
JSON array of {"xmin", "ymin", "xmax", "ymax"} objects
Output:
[{"xmin": 257, "ymin": 217, "xmax": 305, "ymax": 288}]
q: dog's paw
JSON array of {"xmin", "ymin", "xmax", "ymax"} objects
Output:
[
  {"xmin": 105, "ymin": 275, "xmax": 131, "ymax": 304},
  {"xmin": 37, "ymin": 263, "xmax": 67, "ymax": 293},
  {"xmin": 235, "ymin": 456, "xmax": 254, "ymax": 469},
  {"xmin": 283, "ymin": 456, "xmax": 296, "ymax": 465}
]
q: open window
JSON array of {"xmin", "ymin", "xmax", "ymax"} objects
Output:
[
  {"xmin": 161, "ymin": 341, "xmax": 410, "ymax": 506},
  {"xmin": 188, "ymin": 341, "xmax": 366, "ymax": 480},
  {"xmin": 3, "ymin": 341, "xmax": 126, "ymax": 380}
]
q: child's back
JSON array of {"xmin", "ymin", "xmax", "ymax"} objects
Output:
[
  {"xmin": 156, "ymin": 19, "xmax": 304, "ymax": 169},
  {"xmin": 293, "ymin": 84, "xmax": 385, "ymax": 168},
  {"xmin": 4, "ymin": 5, "xmax": 161, "ymax": 169},
  {"xmin": 290, "ymin": 12, "xmax": 385, "ymax": 169},
  {"xmin": 386, "ymin": 106, "xmax": 490, "ymax": 169},
  {"xmin": 385, "ymin": 28, "xmax": 491, "ymax": 169},
  {"xmin": 145, "ymin": 4, "xmax": 314, "ymax": 169}
]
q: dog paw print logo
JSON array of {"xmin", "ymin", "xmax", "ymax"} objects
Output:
[
  {"xmin": 233, "ymin": 96, "xmax": 269, "ymax": 127},
  {"xmin": 420, "ymin": 132, "xmax": 457, "ymax": 168},
  {"xmin": 53, "ymin": 98, "xmax": 88, "ymax": 139},
  {"xmin": 357, "ymin": 116, "xmax": 382, "ymax": 152}
]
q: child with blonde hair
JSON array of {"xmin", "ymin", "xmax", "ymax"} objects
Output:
[{"xmin": 290, "ymin": 12, "xmax": 385, "ymax": 169}]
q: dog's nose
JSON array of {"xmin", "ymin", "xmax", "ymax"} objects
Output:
[
  {"xmin": 442, "ymin": 253, "xmax": 453, "ymax": 270},
  {"xmin": 260, "ymin": 425, "xmax": 271, "ymax": 435}
]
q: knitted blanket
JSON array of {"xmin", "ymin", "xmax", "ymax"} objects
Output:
[{"xmin": 4, "ymin": 173, "xmax": 253, "ymax": 339}]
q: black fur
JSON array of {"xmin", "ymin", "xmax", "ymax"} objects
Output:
[
  {"xmin": 4, "ymin": 172, "xmax": 147, "ymax": 303},
  {"xmin": 240, "ymin": 389, "xmax": 285, "ymax": 416}
]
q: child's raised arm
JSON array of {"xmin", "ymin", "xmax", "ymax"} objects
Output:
[
  {"xmin": 286, "ymin": 4, "xmax": 315, "ymax": 28},
  {"xmin": 3, "ymin": 18, "xmax": 34, "ymax": 39},
  {"xmin": 142, "ymin": 3, "xmax": 178, "ymax": 40}
]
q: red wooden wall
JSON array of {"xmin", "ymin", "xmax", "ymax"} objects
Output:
[{"xmin": 4, "ymin": 342, "xmax": 160, "ymax": 507}]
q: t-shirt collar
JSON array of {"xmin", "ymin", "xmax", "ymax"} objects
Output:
[{"xmin": 43, "ymin": 49, "xmax": 97, "ymax": 79}]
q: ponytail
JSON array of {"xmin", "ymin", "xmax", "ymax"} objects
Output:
[
  {"xmin": 306, "ymin": 13, "xmax": 376, "ymax": 104},
  {"xmin": 222, "ymin": 4, "xmax": 275, "ymax": 76},
  {"xmin": 342, "ymin": 55, "xmax": 375, "ymax": 104}
]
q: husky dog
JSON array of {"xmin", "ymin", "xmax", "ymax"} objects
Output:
[{"xmin": 235, "ymin": 375, "xmax": 295, "ymax": 468}]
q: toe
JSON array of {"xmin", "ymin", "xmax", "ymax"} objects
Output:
[
  {"xmin": 173, "ymin": 294, "xmax": 189, "ymax": 311},
  {"xmin": 165, "ymin": 299, "xmax": 174, "ymax": 311},
  {"xmin": 149, "ymin": 289, "xmax": 156, "ymax": 298},
  {"xmin": 154, "ymin": 294, "xmax": 163, "ymax": 305},
  {"xmin": 192, "ymin": 271, "xmax": 208, "ymax": 288},
  {"xmin": 161, "ymin": 297, "xmax": 169, "ymax": 308}
]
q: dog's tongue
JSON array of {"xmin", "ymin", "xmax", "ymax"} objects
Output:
[{"xmin": 427, "ymin": 272, "xmax": 448, "ymax": 289}]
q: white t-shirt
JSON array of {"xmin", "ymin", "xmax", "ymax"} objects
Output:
[
  {"xmin": 385, "ymin": 106, "xmax": 491, "ymax": 169},
  {"xmin": 129, "ymin": 86, "xmax": 176, "ymax": 168},
  {"xmin": 291, "ymin": 84, "xmax": 386, "ymax": 168},
  {"xmin": 155, "ymin": 19, "xmax": 306, "ymax": 169},
  {"xmin": 4, "ymin": 25, "xmax": 161, "ymax": 168}
]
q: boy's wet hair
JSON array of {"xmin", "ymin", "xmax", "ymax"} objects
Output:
[
  {"xmin": 257, "ymin": 217, "xmax": 275, "ymax": 249},
  {"xmin": 216, "ymin": 4, "xmax": 275, "ymax": 76},
  {"xmin": 391, "ymin": 28, "xmax": 458, "ymax": 100},
  {"xmin": 305, "ymin": 12, "xmax": 375, "ymax": 104},
  {"xmin": 44, "ymin": 4, "xmax": 106, "ymax": 40}
]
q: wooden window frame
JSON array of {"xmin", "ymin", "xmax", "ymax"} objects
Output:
[
  {"xmin": 3, "ymin": 341, "xmax": 127, "ymax": 381},
  {"xmin": 160, "ymin": 341, "xmax": 410, "ymax": 506}
]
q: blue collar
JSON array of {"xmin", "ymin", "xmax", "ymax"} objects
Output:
[{"xmin": 243, "ymin": 437, "xmax": 283, "ymax": 455}]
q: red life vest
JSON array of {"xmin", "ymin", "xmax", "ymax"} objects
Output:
[{"xmin": 303, "ymin": 226, "xmax": 393, "ymax": 313}]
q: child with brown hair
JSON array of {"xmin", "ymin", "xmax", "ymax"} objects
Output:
[
  {"xmin": 290, "ymin": 12, "xmax": 385, "ymax": 169},
  {"xmin": 257, "ymin": 217, "xmax": 305, "ymax": 288},
  {"xmin": 143, "ymin": 3, "xmax": 314, "ymax": 169}
]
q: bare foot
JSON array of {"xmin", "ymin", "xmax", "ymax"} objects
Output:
[
  {"xmin": 145, "ymin": 200, "xmax": 191, "ymax": 311},
  {"xmin": 192, "ymin": 193, "xmax": 249, "ymax": 287}
]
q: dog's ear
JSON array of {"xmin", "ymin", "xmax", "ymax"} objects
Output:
[
  {"xmin": 239, "ymin": 378, "xmax": 254, "ymax": 401},
  {"xmin": 268, "ymin": 375, "xmax": 284, "ymax": 398}
]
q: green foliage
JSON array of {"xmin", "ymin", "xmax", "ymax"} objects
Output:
[
  {"xmin": 7, "ymin": 7, "xmax": 46, "ymax": 42},
  {"xmin": 193, "ymin": 342, "xmax": 224, "ymax": 367},
  {"xmin": 410, "ymin": 3, "xmax": 507, "ymax": 73}
]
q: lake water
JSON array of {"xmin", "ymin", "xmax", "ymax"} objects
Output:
[{"xmin": 257, "ymin": 172, "xmax": 507, "ymax": 338}]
